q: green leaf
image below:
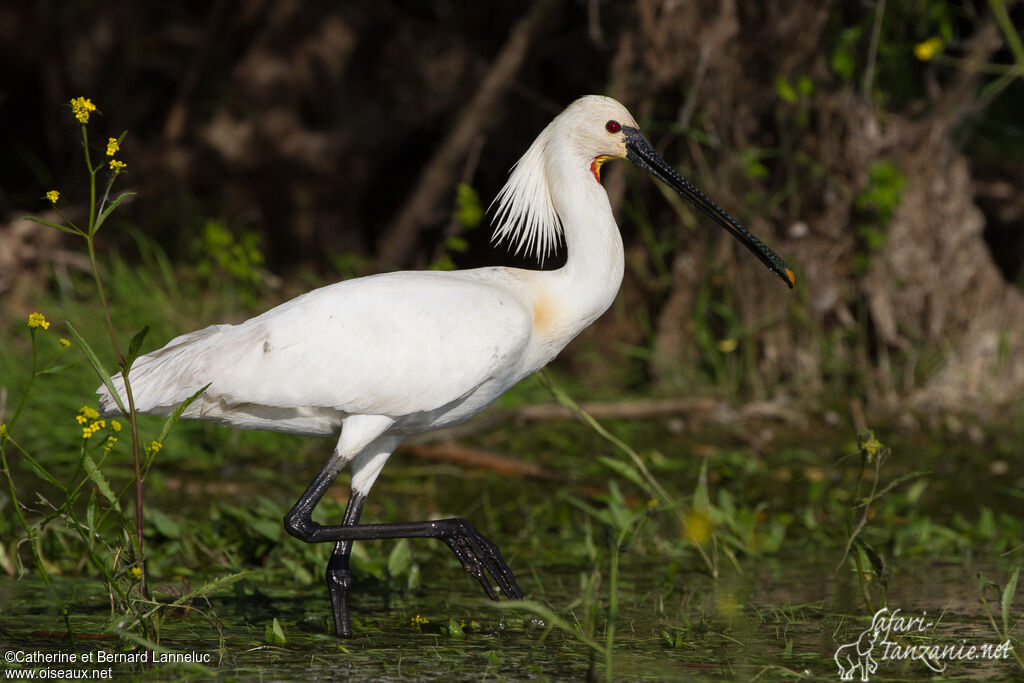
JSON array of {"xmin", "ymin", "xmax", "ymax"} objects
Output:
[
  {"xmin": 856, "ymin": 160, "xmax": 907, "ymax": 222},
  {"xmin": 37, "ymin": 363, "xmax": 75, "ymax": 376},
  {"xmin": 855, "ymin": 538, "xmax": 887, "ymax": 588},
  {"xmin": 21, "ymin": 452, "xmax": 65, "ymax": 490},
  {"xmin": 66, "ymin": 321, "xmax": 126, "ymax": 416},
  {"xmin": 123, "ymin": 571, "xmax": 253, "ymax": 632},
  {"xmin": 125, "ymin": 326, "xmax": 149, "ymax": 370},
  {"xmin": 83, "ymin": 452, "xmax": 122, "ymax": 513},
  {"xmin": 147, "ymin": 507, "xmax": 181, "ymax": 538},
  {"xmin": 86, "ymin": 491, "xmax": 98, "ymax": 537},
  {"xmin": 249, "ymin": 518, "xmax": 282, "ymax": 542},
  {"xmin": 156, "ymin": 384, "xmax": 210, "ymax": 444},
  {"xmin": 446, "ymin": 617, "xmax": 464, "ymax": 640},
  {"xmin": 455, "ymin": 182, "xmax": 483, "ymax": 229},
  {"xmin": 266, "ymin": 617, "xmax": 287, "ymax": 644},
  {"xmin": 24, "ymin": 215, "xmax": 86, "ymax": 237},
  {"xmin": 831, "ymin": 26, "xmax": 862, "ymax": 81},
  {"xmin": 693, "ymin": 459, "xmax": 711, "ymax": 512},
  {"xmin": 597, "ymin": 456, "xmax": 646, "ymax": 491},
  {"xmin": 93, "ymin": 191, "xmax": 136, "ymax": 234},
  {"xmin": 387, "ymin": 538, "xmax": 412, "ymax": 577},
  {"xmin": 1000, "ymin": 567, "xmax": 1019, "ymax": 634},
  {"xmin": 429, "ymin": 254, "xmax": 456, "ymax": 271},
  {"xmin": 774, "ymin": 76, "xmax": 798, "ymax": 104},
  {"xmin": 175, "ymin": 571, "xmax": 252, "ymax": 603},
  {"xmin": 560, "ymin": 491, "xmax": 610, "ymax": 525},
  {"xmin": 445, "ymin": 236, "xmax": 469, "ymax": 253}
]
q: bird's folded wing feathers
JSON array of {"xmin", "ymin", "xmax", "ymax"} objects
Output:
[{"xmin": 97, "ymin": 270, "xmax": 532, "ymax": 421}]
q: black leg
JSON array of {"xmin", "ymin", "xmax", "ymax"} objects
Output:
[
  {"xmin": 284, "ymin": 462, "xmax": 523, "ymax": 638},
  {"xmin": 325, "ymin": 494, "xmax": 365, "ymax": 638}
]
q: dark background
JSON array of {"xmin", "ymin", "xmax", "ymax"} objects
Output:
[{"xmin": 3, "ymin": 0, "xmax": 1023, "ymax": 418}]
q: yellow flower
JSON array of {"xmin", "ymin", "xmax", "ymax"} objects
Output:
[
  {"xmin": 109, "ymin": 159, "xmax": 126, "ymax": 172},
  {"xmin": 70, "ymin": 97, "xmax": 96, "ymax": 124},
  {"xmin": 111, "ymin": 420, "xmax": 122, "ymax": 432},
  {"xmin": 46, "ymin": 190, "xmax": 60, "ymax": 204},
  {"xmin": 0, "ymin": 424, "xmax": 7, "ymax": 437},
  {"xmin": 28, "ymin": 312, "xmax": 50, "ymax": 330},
  {"xmin": 106, "ymin": 137, "xmax": 120, "ymax": 157},
  {"xmin": 683, "ymin": 507, "xmax": 712, "ymax": 545},
  {"xmin": 77, "ymin": 407, "xmax": 104, "ymax": 436},
  {"xmin": 147, "ymin": 440, "xmax": 163, "ymax": 454},
  {"xmin": 717, "ymin": 338, "xmax": 738, "ymax": 353},
  {"xmin": 59, "ymin": 338, "xmax": 71, "ymax": 348},
  {"xmin": 914, "ymin": 37, "xmax": 943, "ymax": 61},
  {"xmin": 862, "ymin": 436, "xmax": 883, "ymax": 457},
  {"xmin": 411, "ymin": 614, "xmax": 429, "ymax": 627},
  {"xmin": 104, "ymin": 435, "xmax": 117, "ymax": 451},
  {"xmin": 130, "ymin": 567, "xmax": 142, "ymax": 580}
]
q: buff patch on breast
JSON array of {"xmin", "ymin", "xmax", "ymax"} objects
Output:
[{"xmin": 532, "ymin": 292, "xmax": 557, "ymax": 331}]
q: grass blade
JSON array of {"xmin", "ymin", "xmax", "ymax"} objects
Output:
[
  {"xmin": 93, "ymin": 191, "xmax": 136, "ymax": 233},
  {"xmin": 36, "ymin": 363, "xmax": 75, "ymax": 376},
  {"xmin": 156, "ymin": 383, "xmax": 210, "ymax": 444},
  {"xmin": 1001, "ymin": 566, "xmax": 1019, "ymax": 634},
  {"xmin": 21, "ymin": 451, "xmax": 66, "ymax": 490},
  {"xmin": 597, "ymin": 455, "xmax": 647, "ymax": 491},
  {"xmin": 24, "ymin": 215, "xmax": 86, "ymax": 237},
  {"xmin": 489, "ymin": 599, "xmax": 605, "ymax": 653},
  {"xmin": 66, "ymin": 321, "xmax": 126, "ymax": 415}
]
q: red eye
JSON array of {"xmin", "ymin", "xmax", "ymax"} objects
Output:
[{"xmin": 605, "ymin": 120, "xmax": 621, "ymax": 134}]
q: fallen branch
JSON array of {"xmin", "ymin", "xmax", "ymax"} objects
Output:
[
  {"xmin": 515, "ymin": 397, "xmax": 720, "ymax": 421},
  {"xmin": 400, "ymin": 443, "xmax": 551, "ymax": 479}
]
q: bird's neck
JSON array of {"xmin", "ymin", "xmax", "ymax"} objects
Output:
[{"xmin": 544, "ymin": 156, "xmax": 625, "ymax": 338}]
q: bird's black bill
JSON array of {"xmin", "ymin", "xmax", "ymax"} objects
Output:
[{"xmin": 624, "ymin": 127, "xmax": 795, "ymax": 288}]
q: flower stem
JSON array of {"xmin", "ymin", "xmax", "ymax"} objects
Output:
[
  {"xmin": 85, "ymin": 235, "xmax": 147, "ymax": 600},
  {"xmin": 82, "ymin": 119, "xmax": 147, "ymax": 599}
]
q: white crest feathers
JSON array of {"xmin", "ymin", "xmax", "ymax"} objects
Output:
[{"xmin": 490, "ymin": 117, "xmax": 564, "ymax": 262}]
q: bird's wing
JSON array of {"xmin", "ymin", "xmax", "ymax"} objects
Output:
[{"xmin": 109, "ymin": 269, "xmax": 533, "ymax": 420}]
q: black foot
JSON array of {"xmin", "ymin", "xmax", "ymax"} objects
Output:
[
  {"xmin": 437, "ymin": 519, "xmax": 524, "ymax": 602},
  {"xmin": 327, "ymin": 560, "xmax": 354, "ymax": 637},
  {"xmin": 284, "ymin": 462, "xmax": 524, "ymax": 638}
]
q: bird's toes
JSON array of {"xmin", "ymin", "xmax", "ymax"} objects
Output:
[
  {"xmin": 469, "ymin": 532, "xmax": 522, "ymax": 599},
  {"xmin": 442, "ymin": 520, "xmax": 523, "ymax": 601}
]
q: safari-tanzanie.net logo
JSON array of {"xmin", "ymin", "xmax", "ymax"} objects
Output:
[{"xmin": 833, "ymin": 607, "xmax": 1013, "ymax": 681}]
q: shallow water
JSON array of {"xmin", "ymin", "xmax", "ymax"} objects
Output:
[
  {"xmin": 2, "ymin": 414, "xmax": 1022, "ymax": 680},
  {"xmin": 2, "ymin": 553, "xmax": 1019, "ymax": 681}
]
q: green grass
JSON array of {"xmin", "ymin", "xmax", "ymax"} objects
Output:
[
  {"xmin": 1, "ymin": 138, "xmax": 1021, "ymax": 677},
  {"xmin": 2, "ymin": 251, "xmax": 1022, "ymax": 679}
]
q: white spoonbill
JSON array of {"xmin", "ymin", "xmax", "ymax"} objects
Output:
[{"xmin": 98, "ymin": 95, "xmax": 794, "ymax": 638}]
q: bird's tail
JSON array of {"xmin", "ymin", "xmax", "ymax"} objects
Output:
[
  {"xmin": 97, "ymin": 373, "xmax": 129, "ymax": 417},
  {"xmin": 95, "ymin": 324, "xmax": 230, "ymax": 417}
]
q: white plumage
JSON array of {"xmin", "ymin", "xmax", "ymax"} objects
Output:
[
  {"xmin": 100, "ymin": 95, "xmax": 637, "ymax": 494},
  {"xmin": 96, "ymin": 95, "xmax": 792, "ymax": 637}
]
